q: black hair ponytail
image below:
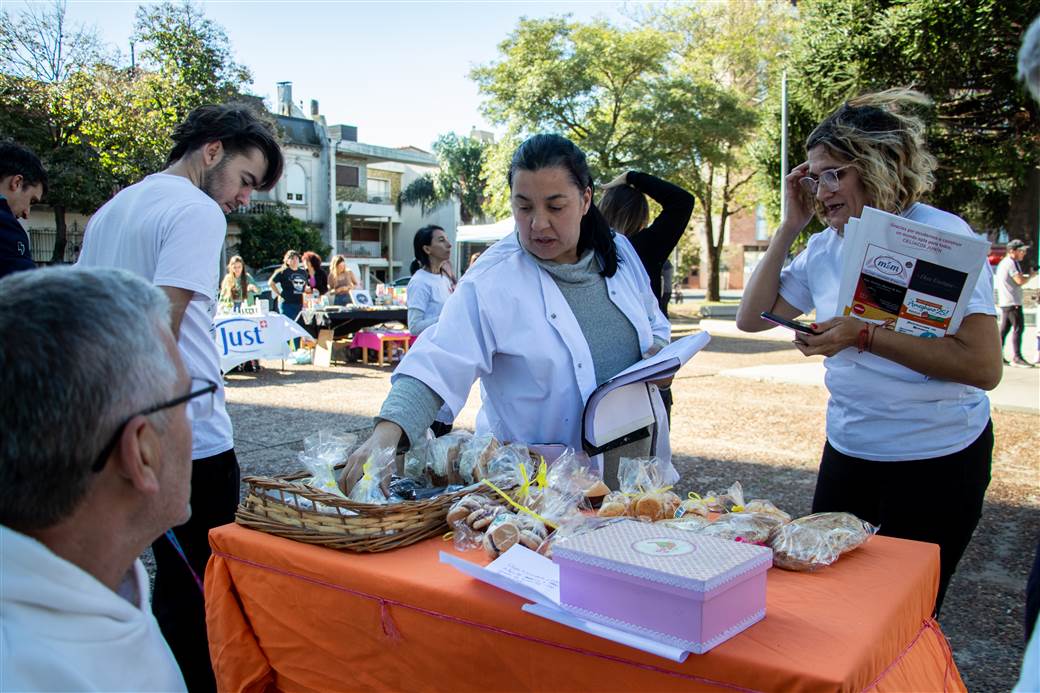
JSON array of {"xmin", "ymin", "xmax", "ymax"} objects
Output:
[{"xmin": 410, "ymin": 225, "xmax": 442, "ymax": 275}]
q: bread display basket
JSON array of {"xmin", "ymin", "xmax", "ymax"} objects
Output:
[{"xmin": 236, "ymin": 468, "xmax": 484, "ymax": 552}]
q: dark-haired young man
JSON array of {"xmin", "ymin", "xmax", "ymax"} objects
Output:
[
  {"xmin": 0, "ymin": 141, "xmax": 47, "ymax": 279},
  {"xmin": 77, "ymin": 103, "xmax": 283, "ymax": 693}
]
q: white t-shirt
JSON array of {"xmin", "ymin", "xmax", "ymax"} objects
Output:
[
  {"xmin": 406, "ymin": 268, "xmax": 453, "ymax": 335},
  {"xmin": 77, "ymin": 173, "xmax": 233, "ymax": 458},
  {"xmin": 778, "ymin": 203, "xmax": 997, "ymax": 461},
  {"xmin": 995, "ymin": 254, "xmax": 1024, "ymax": 307}
]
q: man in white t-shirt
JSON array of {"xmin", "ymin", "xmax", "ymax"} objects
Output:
[
  {"xmin": 995, "ymin": 239, "xmax": 1035, "ymax": 368},
  {"xmin": 77, "ymin": 104, "xmax": 283, "ymax": 693},
  {"xmin": 0, "ymin": 266, "xmax": 199, "ymax": 692}
]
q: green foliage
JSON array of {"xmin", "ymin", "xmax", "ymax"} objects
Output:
[
  {"xmin": 397, "ymin": 174, "xmax": 442, "ymax": 215},
  {"xmin": 132, "ymin": 0, "xmax": 251, "ymax": 121},
  {"xmin": 234, "ymin": 203, "xmax": 330, "ymax": 269},
  {"xmin": 481, "ymin": 130, "xmax": 523, "ymax": 221},
  {"xmin": 760, "ymin": 0, "xmax": 1040, "ymax": 236},
  {"xmin": 432, "ymin": 133, "xmax": 488, "ymax": 223}
]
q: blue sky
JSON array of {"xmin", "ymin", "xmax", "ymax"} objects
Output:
[{"xmin": 39, "ymin": 1, "xmax": 649, "ymax": 150}]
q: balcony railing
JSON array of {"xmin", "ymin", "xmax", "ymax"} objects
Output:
[
  {"xmin": 234, "ymin": 200, "xmax": 281, "ymax": 215},
  {"xmin": 366, "ymin": 192, "xmax": 394, "ymax": 205},
  {"xmin": 340, "ymin": 242, "xmax": 381, "ymax": 257}
]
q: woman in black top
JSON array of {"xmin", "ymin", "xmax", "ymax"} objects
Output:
[{"xmin": 600, "ymin": 171, "xmax": 695, "ymax": 317}]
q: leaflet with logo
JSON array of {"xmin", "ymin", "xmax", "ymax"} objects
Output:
[{"xmin": 836, "ymin": 206, "xmax": 989, "ymax": 338}]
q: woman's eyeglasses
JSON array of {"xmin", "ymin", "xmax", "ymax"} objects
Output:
[
  {"xmin": 799, "ymin": 165, "xmax": 852, "ymax": 195},
  {"xmin": 90, "ymin": 378, "xmax": 218, "ymax": 472}
]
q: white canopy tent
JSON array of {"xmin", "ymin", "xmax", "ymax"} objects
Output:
[{"xmin": 453, "ymin": 218, "xmax": 515, "ymax": 275}]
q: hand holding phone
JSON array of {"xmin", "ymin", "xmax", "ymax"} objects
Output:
[{"xmin": 760, "ymin": 311, "xmax": 820, "ymax": 335}]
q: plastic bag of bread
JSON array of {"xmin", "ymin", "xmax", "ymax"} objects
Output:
[
  {"xmin": 483, "ymin": 511, "xmax": 549, "ymax": 558},
  {"xmin": 614, "ymin": 457, "xmax": 681, "ymax": 521},
  {"xmin": 698, "ymin": 512, "xmax": 785, "ymax": 544},
  {"xmin": 702, "ymin": 481, "xmax": 745, "ymax": 513},
  {"xmin": 402, "ymin": 429, "xmax": 435, "ymax": 485},
  {"xmin": 675, "ymin": 493, "xmax": 711, "ymax": 519},
  {"xmin": 482, "ymin": 443, "xmax": 533, "ymax": 488},
  {"xmin": 458, "ymin": 435, "xmax": 500, "ymax": 484},
  {"xmin": 346, "ymin": 446, "xmax": 397, "ymax": 504},
  {"xmin": 299, "ymin": 429, "xmax": 358, "ymax": 498},
  {"xmin": 596, "ymin": 491, "xmax": 630, "ymax": 518},
  {"xmin": 427, "ymin": 432, "xmax": 471, "ymax": 486},
  {"xmin": 742, "ymin": 499, "xmax": 792, "ymax": 523},
  {"xmin": 533, "ymin": 449, "xmax": 595, "ymax": 526},
  {"xmin": 538, "ymin": 515, "xmax": 620, "ymax": 559},
  {"xmin": 657, "ymin": 514, "xmax": 711, "ymax": 532},
  {"xmin": 446, "ymin": 493, "xmax": 507, "ymax": 551},
  {"xmin": 768, "ymin": 512, "xmax": 878, "ymax": 571}
]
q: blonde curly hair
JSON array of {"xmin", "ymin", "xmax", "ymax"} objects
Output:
[{"xmin": 806, "ymin": 89, "xmax": 937, "ymax": 223}]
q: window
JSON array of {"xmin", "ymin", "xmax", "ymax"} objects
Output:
[
  {"xmin": 336, "ymin": 165, "xmax": 359, "ymax": 187},
  {"xmin": 367, "ymin": 177, "xmax": 391, "ymax": 204},
  {"xmin": 755, "ymin": 204, "xmax": 769, "ymax": 241},
  {"xmin": 285, "ymin": 164, "xmax": 306, "ymax": 204}
]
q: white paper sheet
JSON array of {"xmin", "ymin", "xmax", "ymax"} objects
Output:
[{"xmin": 440, "ymin": 546, "xmax": 692, "ymax": 661}]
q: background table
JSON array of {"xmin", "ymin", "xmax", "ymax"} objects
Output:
[
  {"xmin": 206, "ymin": 524, "xmax": 964, "ymax": 693},
  {"xmin": 297, "ymin": 307, "xmax": 408, "ymax": 339},
  {"xmin": 350, "ymin": 330, "xmax": 417, "ymax": 366}
]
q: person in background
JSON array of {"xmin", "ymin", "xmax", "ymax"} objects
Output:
[
  {"xmin": 1014, "ymin": 16, "xmax": 1040, "ymax": 693},
  {"xmin": 996, "ymin": 239, "xmax": 1035, "ymax": 368},
  {"xmin": 219, "ymin": 254, "xmax": 259, "ymax": 310},
  {"xmin": 406, "ymin": 225, "xmax": 457, "ymax": 437},
  {"xmin": 0, "ymin": 266, "xmax": 202, "ymax": 692},
  {"xmin": 338, "ymin": 134, "xmax": 670, "ymax": 493},
  {"xmin": 599, "ymin": 170, "xmax": 695, "ymax": 318},
  {"xmin": 328, "ymin": 254, "xmax": 358, "ymax": 306},
  {"xmin": 220, "ymin": 255, "xmax": 261, "ymax": 372},
  {"xmin": 302, "ymin": 250, "xmax": 329, "ymax": 297},
  {"xmin": 467, "ymin": 251, "xmax": 482, "ymax": 272},
  {"xmin": 736, "ymin": 89, "xmax": 1001, "ymax": 617},
  {"xmin": 0, "ymin": 141, "xmax": 47, "ymax": 279},
  {"xmin": 76, "ymin": 102, "xmax": 283, "ymax": 693},
  {"xmin": 600, "ymin": 171, "xmax": 695, "ymax": 422},
  {"xmin": 269, "ymin": 249, "xmax": 308, "ymax": 320}
]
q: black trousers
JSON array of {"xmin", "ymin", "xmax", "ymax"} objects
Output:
[
  {"xmin": 151, "ymin": 448, "xmax": 241, "ymax": 693},
  {"xmin": 1000, "ymin": 305, "xmax": 1025, "ymax": 359},
  {"xmin": 811, "ymin": 421, "xmax": 992, "ymax": 617}
]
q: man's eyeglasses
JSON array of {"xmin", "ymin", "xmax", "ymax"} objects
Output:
[
  {"xmin": 90, "ymin": 378, "xmax": 218, "ymax": 473},
  {"xmin": 799, "ymin": 165, "xmax": 852, "ymax": 195}
]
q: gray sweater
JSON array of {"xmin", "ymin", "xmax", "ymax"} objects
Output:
[{"xmin": 379, "ymin": 246, "xmax": 652, "ymax": 448}]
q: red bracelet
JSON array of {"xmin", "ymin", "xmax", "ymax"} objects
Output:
[
  {"xmin": 866, "ymin": 324, "xmax": 878, "ymax": 353},
  {"xmin": 856, "ymin": 324, "xmax": 870, "ymax": 352}
]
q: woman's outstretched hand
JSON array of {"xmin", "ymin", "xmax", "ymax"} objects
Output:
[{"xmin": 337, "ymin": 421, "xmax": 404, "ymax": 494}]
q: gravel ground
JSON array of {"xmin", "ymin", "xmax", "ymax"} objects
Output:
[{"xmin": 209, "ymin": 323, "xmax": 1038, "ymax": 692}]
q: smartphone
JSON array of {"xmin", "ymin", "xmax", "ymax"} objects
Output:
[{"xmin": 760, "ymin": 311, "xmax": 819, "ymax": 335}]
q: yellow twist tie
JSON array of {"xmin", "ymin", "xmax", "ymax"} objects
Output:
[
  {"xmin": 480, "ymin": 478, "xmax": 557, "ymax": 529},
  {"xmin": 360, "ymin": 461, "xmax": 374, "ymax": 481},
  {"xmin": 535, "ymin": 459, "xmax": 548, "ymax": 490},
  {"xmin": 442, "ymin": 531, "xmax": 455, "ymax": 542},
  {"xmin": 687, "ymin": 492, "xmax": 703, "ymax": 501},
  {"xmin": 731, "ymin": 504, "xmax": 745, "ymax": 513}
]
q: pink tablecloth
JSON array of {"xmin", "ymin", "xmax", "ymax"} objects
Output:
[{"xmin": 348, "ymin": 330, "xmax": 417, "ymax": 351}]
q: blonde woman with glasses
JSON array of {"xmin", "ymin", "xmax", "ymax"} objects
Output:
[{"xmin": 737, "ymin": 89, "xmax": 1002, "ymax": 616}]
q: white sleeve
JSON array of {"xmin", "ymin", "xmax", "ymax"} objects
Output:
[
  {"xmin": 966, "ymin": 259, "xmax": 998, "ymax": 317},
  {"xmin": 406, "ymin": 279, "xmax": 432, "ymax": 333},
  {"xmin": 778, "ymin": 245, "xmax": 815, "ymax": 315},
  {"xmin": 153, "ymin": 203, "xmax": 227, "ymax": 300},
  {"xmin": 394, "ymin": 280, "xmax": 495, "ymax": 416}
]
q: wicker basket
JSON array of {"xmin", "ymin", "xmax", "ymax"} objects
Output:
[{"xmin": 236, "ymin": 469, "xmax": 487, "ymax": 552}]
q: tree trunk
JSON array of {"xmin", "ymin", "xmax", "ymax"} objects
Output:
[
  {"xmin": 51, "ymin": 204, "xmax": 67, "ymax": 264},
  {"xmin": 1006, "ymin": 168, "xmax": 1039, "ymax": 262}
]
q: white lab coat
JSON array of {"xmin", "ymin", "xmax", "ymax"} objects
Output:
[{"xmin": 394, "ymin": 231, "xmax": 670, "ymax": 454}]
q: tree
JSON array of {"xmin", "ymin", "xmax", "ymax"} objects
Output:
[
  {"xmin": 0, "ymin": 0, "xmax": 115, "ymax": 261},
  {"xmin": 132, "ymin": 0, "xmax": 251, "ymax": 121},
  {"xmin": 759, "ymin": 0, "xmax": 1040, "ymax": 240},
  {"xmin": 432, "ymin": 133, "xmax": 489, "ymax": 224},
  {"xmin": 233, "ymin": 204, "xmax": 329, "ymax": 269},
  {"xmin": 646, "ymin": 0, "xmax": 795, "ymax": 300},
  {"xmin": 472, "ymin": 17, "xmax": 671, "ymax": 181}
]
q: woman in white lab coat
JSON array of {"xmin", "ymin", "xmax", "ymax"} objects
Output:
[{"xmin": 339, "ymin": 134, "xmax": 669, "ymax": 491}]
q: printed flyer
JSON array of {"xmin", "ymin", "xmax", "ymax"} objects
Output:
[{"xmin": 836, "ymin": 206, "xmax": 989, "ymax": 338}]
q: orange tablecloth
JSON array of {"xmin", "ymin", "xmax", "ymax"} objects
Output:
[{"xmin": 206, "ymin": 524, "xmax": 964, "ymax": 693}]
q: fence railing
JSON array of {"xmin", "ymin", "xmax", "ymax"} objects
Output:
[
  {"xmin": 28, "ymin": 227, "xmax": 84, "ymax": 264},
  {"xmin": 233, "ymin": 200, "xmax": 282, "ymax": 215}
]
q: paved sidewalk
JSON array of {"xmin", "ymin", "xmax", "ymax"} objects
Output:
[{"xmin": 703, "ymin": 319, "xmax": 1040, "ymax": 414}]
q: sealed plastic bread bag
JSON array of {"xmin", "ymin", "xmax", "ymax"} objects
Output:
[
  {"xmin": 531, "ymin": 449, "xmax": 592, "ymax": 528},
  {"xmin": 446, "ymin": 493, "xmax": 506, "ymax": 551},
  {"xmin": 458, "ymin": 434, "xmax": 500, "ymax": 485},
  {"xmin": 347, "ymin": 446, "xmax": 396, "ymax": 504},
  {"xmin": 298, "ymin": 430, "xmax": 358, "ymax": 499},
  {"xmin": 539, "ymin": 515, "xmax": 622, "ymax": 558},
  {"xmin": 698, "ymin": 512, "xmax": 785, "ymax": 544},
  {"xmin": 596, "ymin": 491, "xmax": 630, "ymax": 518},
  {"xmin": 768, "ymin": 512, "xmax": 879, "ymax": 571},
  {"xmin": 675, "ymin": 493, "xmax": 711, "ymax": 519},
  {"xmin": 482, "ymin": 511, "xmax": 548, "ymax": 559},
  {"xmin": 402, "ymin": 429, "xmax": 435, "ymax": 485},
  {"xmin": 742, "ymin": 498, "xmax": 792, "ymax": 523},
  {"xmin": 482, "ymin": 443, "xmax": 533, "ymax": 489},
  {"xmin": 615, "ymin": 457, "xmax": 681, "ymax": 521},
  {"xmin": 427, "ymin": 432, "xmax": 471, "ymax": 486},
  {"xmin": 658, "ymin": 514, "xmax": 711, "ymax": 532},
  {"xmin": 702, "ymin": 481, "xmax": 745, "ymax": 513}
]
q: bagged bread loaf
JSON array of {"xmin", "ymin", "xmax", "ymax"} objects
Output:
[
  {"xmin": 482, "ymin": 512, "xmax": 548, "ymax": 558},
  {"xmin": 769, "ymin": 512, "xmax": 878, "ymax": 571},
  {"xmin": 458, "ymin": 435, "xmax": 500, "ymax": 484},
  {"xmin": 698, "ymin": 512, "xmax": 785, "ymax": 544}
]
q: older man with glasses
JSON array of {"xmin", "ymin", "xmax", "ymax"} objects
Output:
[{"xmin": 0, "ymin": 266, "xmax": 213, "ymax": 691}]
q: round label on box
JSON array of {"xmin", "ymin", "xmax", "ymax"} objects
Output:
[{"xmin": 632, "ymin": 537, "xmax": 696, "ymax": 557}]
